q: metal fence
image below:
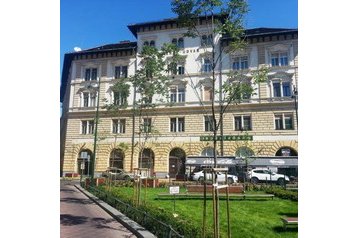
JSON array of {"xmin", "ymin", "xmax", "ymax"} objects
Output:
[{"xmin": 86, "ymin": 185, "xmax": 184, "ymax": 238}]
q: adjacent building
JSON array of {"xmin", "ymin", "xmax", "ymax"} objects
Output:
[{"xmin": 60, "ymin": 16, "xmax": 298, "ymax": 179}]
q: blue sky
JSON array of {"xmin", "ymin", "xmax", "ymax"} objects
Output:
[{"xmin": 61, "ymin": 0, "xmax": 297, "ymax": 74}]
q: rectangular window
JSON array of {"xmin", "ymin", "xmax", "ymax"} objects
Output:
[
  {"xmin": 172, "ymin": 38, "xmax": 184, "ymax": 49},
  {"xmin": 275, "ymin": 115, "xmax": 284, "ymax": 130},
  {"xmin": 112, "ymin": 119, "xmax": 126, "ymax": 134},
  {"xmin": 85, "ymin": 68, "xmax": 97, "ymax": 81},
  {"xmin": 170, "ymin": 117, "xmax": 185, "ymax": 132},
  {"xmin": 88, "ymin": 121, "xmax": 94, "ymax": 134},
  {"xmin": 91, "ymin": 68, "xmax": 97, "ymax": 80},
  {"xmin": 85, "ymin": 69, "xmax": 91, "ymax": 81},
  {"xmin": 170, "ymin": 87, "xmax": 186, "ymax": 103},
  {"xmin": 280, "ymin": 52, "xmax": 288, "ymax": 66},
  {"xmin": 83, "ymin": 92, "xmax": 89, "ymax": 107},
  {"xmin": 232, "ymin": 56, "xmax": 248, "ymax": 70},
  {"xmin": 143, "ymin": 118, "xmax": 152, "ymax": 133},
  {"xmin": 271, "ymin": 53, "xmax": 279, "ymax": 66},
  {"xmin": 203, "ymin": 58, "xmax": 212, "ymax": 72},
  {"xmin": 271, "ymin": 52, "xmax": 288, "ymax": 67},
  {"xmin": 113, "ymin": 92, "xmax": 126, "ymax": 105},
  {"xmin": 273, "ymin": 82, "xmax": 281, "ymax": 97},
  {"xmin": 204, "ymin": 116, "xmax": 214, "ymax": 132},
  {"xmin": 170, "ymin": 88, "xmax": 177, "ymax": 103},
  {"xmin": 282, "ymin": 82, "xmax": 291, "ymax": 97},
  {"xmin": 284, "ymin": 116, "xmax": 293, "ymax": 129},
  {"xmin": 115, "ymin": 66, "xmax": 128, "ymax": 79},
  {"xmin": 203, "ymin": 86, "xmax": 213, "ymax": 101},
  {"xmin": 90, "ymin": 92, "xmax": 96, "ymax": 107},
  {"xmin": 234, "ymin": 115, "xmax": 252, "ymax": 131},
  {"xmin": 272, "ymin": 81, "xmax": 292, "ymax": 98},
  {"xmin": 178, "ymin": 88, "xmax": 185, "ymax": 102},
  {"xmin": 81, "ymin": 120, "xmax": 94, "ymax": 134},
  {"xmin": 177, "ymin": 65, "xmax": 185, "ymax": 75},
  {"xmin": 169, "ymin": 63, "xmax": 185, "ymax": 75},
  {"xmin": 83, "ymin": 92, "xmax": 96, "ymax": 107},
  {"xmin": 275, "ymin": 114, "xmax": 294, "ymax": 130}
]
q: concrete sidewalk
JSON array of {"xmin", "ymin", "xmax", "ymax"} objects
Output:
[{"xmin": 60, "ymin": 180, "xmax": 136, "ymax": 238}]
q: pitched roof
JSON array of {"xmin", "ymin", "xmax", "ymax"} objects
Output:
[
  {"xmin": 127, "ymin": 14, "xmax": 228, "ymax": 38},
  {"xmin": 60, "ymin": 41, "xmax": 136, "ymax": 102}
]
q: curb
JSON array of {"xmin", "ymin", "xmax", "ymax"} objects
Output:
[{"xmin": 75, "ymin": 184, "xmax": 156, "ymax": 238}]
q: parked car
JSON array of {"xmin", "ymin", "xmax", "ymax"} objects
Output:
[
  {"xmin": 102, "ymin": 167, "xmax": 134, "ymax": 181},
  {"xmin": 247, "ymin": 168, "xmax": 289, "ymax": 185},
  {"xmin": 192, "ymin": 170, "xmax": 238, "ymax": 184}
]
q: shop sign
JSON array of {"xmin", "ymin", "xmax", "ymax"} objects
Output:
[
  {"xmin": 169, "ymin": 186, "xmax": 180, "ymax": 194},
  {"xmin": 185, "ymin": 156, "xmax": 236, "ymax": 166},
  {"xmin": 269, "ymin": 159, "xmax": 285, "ymax": 165},
  {"xmin": 200, "ymin": 135, "xmax": 253, "ymax": 141}
]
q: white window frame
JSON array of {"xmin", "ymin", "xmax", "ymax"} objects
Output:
[
  {"xmin": 114, "ymin": 65, "xmax": 128, "ymax": 79},
  {"xmin": 232, "ymin": 55, "xmax": 249, "ymax": 70},
  {"xmin": 84, "ymin": 67, "xmax": 98, "ymax": 81},
  {"xmin": 170, "ymin": 117, "xmax": 185, "ymax": 132},
  {"xmin": 170, "ymin": 86, "xmax": 186, "ymax": 103},
  {"xmin": 204, "ymin": 115, "xmax": 214, "ymax": 132},
  {"xmin": 112, "ymin": 91, "xmax": 127, "ymax": 106},
  {"xmin": 274, "ymin": 113, "xmax": 294, "ymax": 130},
  {"xmin": 202, "ymin": 58, "xmax": 212, "ymax": 73},
  {"xmin": 270, "ymin": 51, "xmax": 289, "ymax": 67},
  {"xmin": 270, "ymin": 79, "xmax": 292, "ymax": 98},
  {"xmin": 112, "ymin": 119, "xmax": 126, "ymax": 134},
  {"xmin": 234, "ymin": 115, "xmax": 252, "ymax": 131},
  {"xmin": 81, "ymin": 120, "xmax": 94, "ymax": 134},
  {"xmin": 81, "ymin": 91, "xmax": 97, "ymax": 107},
  {"xmin": 142, "ymin": 118, "xmax": 152, "ymax": 133}
]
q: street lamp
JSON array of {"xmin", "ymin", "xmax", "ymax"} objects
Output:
[
  {"xmin": 90, "ymin": 81, "xmax": 101, "ymax": 185},
  {"xmin": 292, "ymin": 86, "xmax": 298, "ymax": 128}
]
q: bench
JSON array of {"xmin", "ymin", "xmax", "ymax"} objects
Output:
[{"xmin": 281, "ymin": 217, "xmax": 298, "ymax": 229}]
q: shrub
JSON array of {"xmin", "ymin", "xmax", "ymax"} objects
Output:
[
  {"xmin": 263, "ymin": 186, "xmax": 298, "ymax": 201},
  {"xmin": 92, "ymin": 186, "xmax": 204, "ymax": 237}
]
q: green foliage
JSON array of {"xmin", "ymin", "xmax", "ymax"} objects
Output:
[
  {"xmin": 92, "ymin": 186, "xmax": 297, "ymax": 238},
  {"xmin": 95, "ymin": 186, "xmax": 202, "ymax": 237},
  {"xmin": 262, "ymin": 186, "xmax": 298, "ymax": 201},
  {"xmin": 172, "ymin": 0, "xmax": 248, "ymax": 52},
  {"xmin": 133, "ymin": 43, "xmax": 183, "ymax": 107}
]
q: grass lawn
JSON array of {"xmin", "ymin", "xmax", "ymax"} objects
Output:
[{"xmin": 102, "ymin": 186, "xmax": 297, "ymax": 238}]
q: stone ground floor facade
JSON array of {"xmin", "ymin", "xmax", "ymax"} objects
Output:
[{"xmin": 62, "ymin": 138, "xmax": 298, "ymax": 178}]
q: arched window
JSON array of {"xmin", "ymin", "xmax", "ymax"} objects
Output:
[
  {"xmin": 109, "ymin": 149, "xmax": 124, "ymax": 169},
  {"xmin": 235, "ymin": 147, "xmax": 254, "ymax": 158},
  {"xmin": 275, "ymin": 147, "xmax": 298, "ymax": 156},
  {"xmin": 138, "ymin": 148, "xmax": 155, "ymax": 176},
  {"xmin": 201, "ymin": 147, "xmax": 217, "ymax": 157}
]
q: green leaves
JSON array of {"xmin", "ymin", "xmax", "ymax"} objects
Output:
[{"xmin": 134, "ymin": 43, "xmax": 183, "ymax": 107}]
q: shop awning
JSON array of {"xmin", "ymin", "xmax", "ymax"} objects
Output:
[
  {"xmin": 237, "ymin": 156, "xmax": 298, "ymax": 168},
  {"xmin": 185, "ymin": 156, "xmax": 298, "ymax": 168},
  {"xmin": 185, "ymin": 156, "xmax": 236, "ymax": 166}
]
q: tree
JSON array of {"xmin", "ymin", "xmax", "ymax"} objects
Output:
[
  {"xmin": 104, "ymin": 43, "xmax": 184, "ymax": 169},
  {"xmin": 171, "ymin": 0, "xmax": 267, "ymax": 236}
]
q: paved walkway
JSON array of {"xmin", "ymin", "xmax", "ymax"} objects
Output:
[{"xmin": 60, "ymin": 180, "xmax": 136, "ymax": 238}]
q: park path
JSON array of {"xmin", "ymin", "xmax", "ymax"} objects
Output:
[{"xmin": 60, "ymin": 180, "xmax": 136, "ymax": 238}]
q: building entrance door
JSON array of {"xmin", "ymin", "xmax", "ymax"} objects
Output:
[{"xmin": 168, "ymin": 148, "xmax": 186, "ymax": 179}]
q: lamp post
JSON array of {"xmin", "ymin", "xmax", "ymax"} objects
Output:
[
  {"xmin": 91, "ymin": 80, "xmax": 101, "ymax": 185},
  {"xmin": 292, "ymin": 86, "xmax": 298, "ymax": 128}
]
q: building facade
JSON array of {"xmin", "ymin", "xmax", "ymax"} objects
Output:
[{"xmin": 60, "ymin": 16, "xmax": 298, "ymax": 179}]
